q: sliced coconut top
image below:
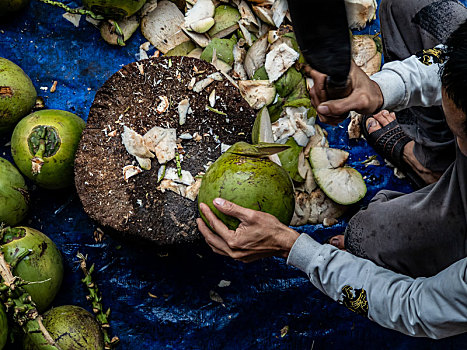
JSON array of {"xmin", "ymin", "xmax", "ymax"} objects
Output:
[
  {"xmin": 271, "ymin": 0, "xmax": 288, "ymax": 28},
  {"xmin": 244, "ymin": 35, "xmax": 268, "ymax": 78},
  {"xmin": 313, "ymin": 167, "xmax": 367, "ymax": 205},
  {"xmin": 265, "ymin": 43, "xmax": 299, "ymax": 83},
  {"xmin": 238, "ymin": 80, "xmax": 276, "ymax": 110},
  {"xmin": 141, "ymin": 0, "xmax": 191, "ymax": 54},
  {"xmin": 185, "ymin": 0, "xmax": 215, "ymax": 33},
  {"xmin": 209, "ymin": 4, "xmax": 241, "ymax": 38},
  {"xmin": 309, "ymin": 147, "xmax": 349, "ymax": 169}
]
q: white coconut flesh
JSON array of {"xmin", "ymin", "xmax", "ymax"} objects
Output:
[
  {"xmin": 313, "ymin": 167, "xmax": 367, "ymax": 205},
  {"xmin": 309, "ymin": 147, "xmax": 349, "ymax": 169},
  {"xmin": 344, "ymin": 0, "xmax": 377, "ymax": 30}
]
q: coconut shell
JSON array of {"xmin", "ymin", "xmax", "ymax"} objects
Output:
[{"xmin": 74, "ymin": 57, "xmax": 255, "ymax": 245}]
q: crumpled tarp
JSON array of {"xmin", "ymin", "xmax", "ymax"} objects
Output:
[{"xmin": 1, "ymin": 1, "xmax": 466, "ymax": 348}]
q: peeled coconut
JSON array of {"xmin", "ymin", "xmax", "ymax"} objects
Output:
[
  {"xmin": 352, "ymin": 35, "xmax": 382, "ymax": 76},
  {"xmin": 0, "ymin": 157, "xmax": 29, "ymax": 227},
  {"xmin": 185, "ymin": 0, "xmax": 215, "ymax": 33},
  {"xmin": 238, "ymin": 80, "xmax": 276, "ymax": 109},
  {"xmin": 208, "ymin": 4, "xmax": 241, "ymax": 38},
  {"xmin": 141, "ymin": 0, "xmax": 191, "ymax": 54},
  {"xmin": 23, "ymin": 305, "xmax": 104, "ymax": 350},
  {"xmin": 200, "ymin": 37, "xmax": 236, "ymax": 65},
  {"xmin": 100, "ymin": 15, "xmax": 140, "ymax": 46},
  {"xmin": 11, "ymin": 109, "xmax": 85, "ymax": 189},
  {"xmin": 344, "ymin": 0, "xmax": 377, "ymax": 30},
  {"xmin": 309, "ymin": 147, "xmax": 367, "ymax": 205},
  {"xmin": 166, "ymin": 41, "xmax": 197, "ymax": 56},
  {"xmin": 198, "ymin": 142, "xmax": 295, "ymax": 230},
  {"xmin": 244, "ymin": 35, "xmax": 268, "ymax": 78},
  {"xmin": 1, "ymin": 226, "xmax": 63, "ymax": 313},
  {"xmin": 277, "ymin": 137, "xmax": 304, "ymax": 182},
  {"xmin": 82, "ymin": 0, "xmax": 146, "ymax": 19},
  {"xmin": 0, "ymin": 58, "xmax": 37, "ymax": 134}
]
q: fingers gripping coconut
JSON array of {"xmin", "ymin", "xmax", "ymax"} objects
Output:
[
  {"xmin": 197, "ymin": 142, "xmax": 295, "ymax": 230},
  {"xmin": 0, "ymin": 58, "xmax": 37, "ymax": 134},
  {"xmin": 11, "ymin": 109, "xmax": 85, "ymax": 190},
  {"xmin": 0, "ymin": 157, "xmax": 29, "ymax": 227},
  {"xmin": 198, "ymin": 199, "xmax": 300, "ymax": 263}
]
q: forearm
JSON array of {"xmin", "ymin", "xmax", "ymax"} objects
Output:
[
  {"xmin": 370, "ymin": 46, "xmax": 444, "ymax": 111},
  {"xmin": 287, "ymin": 234, "xmax": 467, "ymax": 339}
]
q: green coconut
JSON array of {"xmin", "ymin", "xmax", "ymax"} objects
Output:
[
  {"xmin": 0, "ymin": 304, "xmax": 7, "ymax": 350},
  {"xmin": 278, "ymin": 138, "xmax": 304, "ymax": 183},
  {"xmin": 274, "ymin": 67, "xmax": 302, "ymax": 97},
  {"xmin": 198, "ymin": 142, "xmax": 295, "ymax": 230},
  {"xmin": 166, "ymin": 41, "xmax": 196, "ymax": 56},
  {"xmin": 200, "ymin": 37, "xmax": 236, "ymax": 66},
  {"xmin": 23, "ymin": 305, "xmax": 104, "ymax": 350},
  {"xmin": 11, "ymin": 109, "xmax": 85, "ymax": 189},
  {"xmin": 309, "ymin": 147, "xmax": 367, "ymax": 205},
  {"xmin": 0, "ymin": 226, "xmax": 63, "ymax": 313},
  {"xmin": 82, "ymin": 0, "xmax": 146, "ymax": 19},
  {"xmin": 252, "ymin": 66, "xmax": 268, "ymax": 80},
  {"xmin": 208, "ymin": 5, "xmax": 241, "ymax": 38},
  {"xmin": 0, "ymin": 58, "xmax": 37, "ymax": 134},
  {"xmin": 0, "ymin": 0, "xmax": 29, "ymax": 16},
  {"xmin": 0, "ymin": 157, "xmax": 29, "ymax": 226}
]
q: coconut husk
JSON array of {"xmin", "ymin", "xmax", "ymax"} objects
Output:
[
  {"xmin": 344, "ymin": 0, "xmax": 377, "ymax": 30},
  {"xmin": 74, "ymin": 57, "xmax": 256, "ymax": 245},
  {"xmin": 100, "ymin": 16, "xmax": 140, "ymax": 46},
  {"xmin": 141, "ymin": 0, "xmax": 191, "ymax": 53}
]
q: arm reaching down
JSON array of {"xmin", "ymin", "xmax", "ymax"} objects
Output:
[
  {"xmin": 307, "ymin": 46, "xmax": 445, "ymax": 123},
  {"xmin": 288, "ymin": 234, "xmax": 467, "ymax": 339}
]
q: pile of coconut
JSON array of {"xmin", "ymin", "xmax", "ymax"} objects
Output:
[{"xmin": 78, "ymin": 0, "xmax": 381, "ymax": 227}]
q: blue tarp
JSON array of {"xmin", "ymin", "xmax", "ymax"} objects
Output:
[{"xmin": 1, "ymin": 1, "xmax": 466, "ymax": 348}]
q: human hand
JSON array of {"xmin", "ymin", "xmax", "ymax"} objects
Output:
[
  {"xmin": 197, "ymin": 198, "xmax": 300, "ymax": 263},
  {"xmin": 304, "ymin": 61, "xmax": 384, "ymax": 125}
]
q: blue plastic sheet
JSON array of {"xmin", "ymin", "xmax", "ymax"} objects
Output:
[{"xmin": 1, "ymin": 1, "xmax": 467, "ymax": 348}]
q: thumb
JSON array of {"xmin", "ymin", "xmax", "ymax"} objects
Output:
[
  {"xmin": 317, "ymin": 98, "xmax": 354, "ymax": 117},
  {"xmin": 213, "ymin": 198, "xmax": 253, "ymax": 222}
]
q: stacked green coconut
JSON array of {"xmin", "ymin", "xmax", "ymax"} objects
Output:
[{"xmin": 0, "ymin": 58, "xmax": 116, "ymax": 349}]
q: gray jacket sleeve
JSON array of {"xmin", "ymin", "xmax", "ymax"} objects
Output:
[
  {"xmin": 287, "ymin": 234, "xmax": 467, "ymax": 339},
  {"xmin": 370, "ymin": 46, "xmax": 444, "ymax": 111}
]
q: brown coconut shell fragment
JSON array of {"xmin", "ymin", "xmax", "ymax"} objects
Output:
[{"xmin": 75, "ymin": 56, "xmax": 255, "ymax": 245}]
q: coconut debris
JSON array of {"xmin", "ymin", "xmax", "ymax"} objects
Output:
[
  {"xmin": 156, "ymin": 95, "xmax": 170, "ymax": 114},
  {"xmin": 178, "ymin": 99, "xmax": 190, "ymax": 125},
  {"xmin": 123, "ymin": 165, "xmax": 143, "ymax": 182},
  {"xmin": 265, "ymin": 43, "xmax": 299, "ymax": 83},
  {"xmin": 144, "ymin": 126, "xmax": 177, "ymax": 164}
]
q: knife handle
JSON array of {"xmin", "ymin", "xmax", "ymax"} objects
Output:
[{"xmin": 325, "ymin": 76, "xmax": 352, "ymax": 101}]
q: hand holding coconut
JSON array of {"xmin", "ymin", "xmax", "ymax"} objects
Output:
[
  {"xmin": 305, "ymin": 61, "xmax": 383, "ymax": 125},
  {"xmin": 197, "ymin": 199, "xmax": 300, "ymax": 263}
]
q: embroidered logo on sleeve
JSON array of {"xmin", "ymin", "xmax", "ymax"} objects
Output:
[
  {"xmin": 416, "ymin": 47, "xmax": 445, "ymax": 66},
  {"xmin": 340, "ymin": 285, "xmax": 369, "ymax": 317}
]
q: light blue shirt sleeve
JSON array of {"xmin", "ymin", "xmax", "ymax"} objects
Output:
[
  {"xmin": 287, "ymin": 233, "xmax": 467, "ymax": 339},
  {"xmin": 370, "ymin": 46, "xmax": 444, "ymax": 111}
]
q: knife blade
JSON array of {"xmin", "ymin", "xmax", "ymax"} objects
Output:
[{"xmin": 288, "ymin": 0, "xmax": 352, "ymax": 101}]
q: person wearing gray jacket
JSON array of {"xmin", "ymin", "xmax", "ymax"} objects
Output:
[{"xmin": 196, "ymin": 1, "xmax": 467, "ymax": 340}]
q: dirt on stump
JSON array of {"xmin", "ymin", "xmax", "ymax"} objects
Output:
[{"xmin": 75, "ymin": 56, "xmax": 255, "ymax": 245}]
